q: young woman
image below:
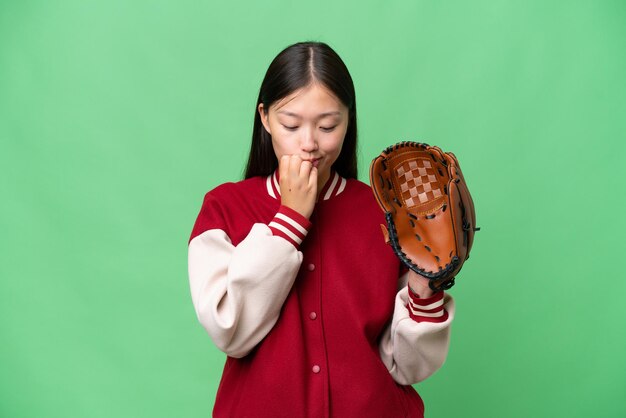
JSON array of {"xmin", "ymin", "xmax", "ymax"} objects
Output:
[{"xmin": 188, "ymin": 41, "xmax": 455, "ymax": 418}]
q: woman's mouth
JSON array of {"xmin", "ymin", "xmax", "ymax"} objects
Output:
[{"xmin": 304, "ymin": 158, "xmax": 321, "ymax": 168}]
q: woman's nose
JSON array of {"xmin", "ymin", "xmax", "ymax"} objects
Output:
[{"xmin": 300, "ymin": 129, "xmax": 318, "ymax": 152}]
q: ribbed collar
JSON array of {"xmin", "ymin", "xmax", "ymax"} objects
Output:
[{"xmin": 266, "ymin": 169, "xmax": 347, "ymax": 201}]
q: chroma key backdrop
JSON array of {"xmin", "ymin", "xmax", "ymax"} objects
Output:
[{"xmin": 1, "ymin": 1, "xmax": 625, "ymax": 417}]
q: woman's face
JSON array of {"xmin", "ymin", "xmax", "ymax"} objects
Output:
[{"xmin": 258, "ymin": 82, "xmax": 349, "ymax": 187}]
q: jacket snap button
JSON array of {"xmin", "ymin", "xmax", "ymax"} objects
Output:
[
  {"xmin": 312, "ymin": 365, "xmax": 320, "ymax": 373},
  {"xmin": 307, "ymin": 263, "xmax": 315, "ymax": 271},
  {"xmin": 309, "ymin": 312, "xmax": 317, "ymax": 320}
]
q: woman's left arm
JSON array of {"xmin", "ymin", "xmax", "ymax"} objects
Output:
[{"xmin": 378, "ymin": 271, "xmax": 456, "ymax": 386}]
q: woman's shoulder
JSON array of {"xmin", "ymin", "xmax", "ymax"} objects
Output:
[
  {"xmin": 204, "ymin": 176, "xmax": 267, "ymax": 201},
  {"xmin": 335, "ymin": 177, "xmax": 384, "ymax": 214},
  {"xmin": 343, "ymin": 177, "xmax": 377, "ymax": 201},
  {"xmin": 190, "ymin": 176, "xmax": 273, "ymax": 243},
  {"xmin": 345, "ymin": 177, "xmax": 371, "ymax": 191}
]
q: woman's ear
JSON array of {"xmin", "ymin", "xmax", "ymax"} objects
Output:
[{"xmin": 258, "ymin": 103, "xmax": 271, "ymax": 135}]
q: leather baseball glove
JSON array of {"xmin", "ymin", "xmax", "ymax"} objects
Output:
[{"xmin": 370, "ymin": 141, "xmax": 478, "ymax": 291}]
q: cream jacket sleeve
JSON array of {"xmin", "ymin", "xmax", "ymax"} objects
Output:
[
  {"xmin": 378, "ymin": 272, "xmax": 456, "ymax": 385},
  {"xmin": 188, "ymin": 203, "xmax": 310, "ymax": 359}
]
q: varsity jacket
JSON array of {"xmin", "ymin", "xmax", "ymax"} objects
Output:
[{"xmin": 187, "ymin": 170, "xmax": 455, "ymax": 418}]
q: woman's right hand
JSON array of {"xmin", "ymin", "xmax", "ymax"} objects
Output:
[{"xmin": 278, "ymin": 155, "xmax": 317, "ymax": 219}]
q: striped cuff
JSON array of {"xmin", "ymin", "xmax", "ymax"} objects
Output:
[
  {"xmin": 406, "ymin": 287, "xmax": 448, "ymax": 323},
  {"xmin": 268, "ymin": 205, "xmax": 312, "ymax": 249}
]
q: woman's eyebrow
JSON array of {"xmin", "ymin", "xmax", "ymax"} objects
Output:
[{"xmin": 277, "ymin": 110, "xmax": 341, "ymax": 118}]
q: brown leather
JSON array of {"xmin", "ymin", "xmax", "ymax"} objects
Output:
[{"xmin": 369, "ymin": 141, "xmax": 478, "ymax": 291}]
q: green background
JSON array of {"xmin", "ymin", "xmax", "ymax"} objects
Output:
[{"xmin": 2, "ymin": 1, "xmax": 625, "ymax": 417}]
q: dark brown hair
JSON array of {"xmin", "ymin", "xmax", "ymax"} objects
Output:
[{"xmin": 244, "ymin": 41, "xmax": 358, "ymax": 179}]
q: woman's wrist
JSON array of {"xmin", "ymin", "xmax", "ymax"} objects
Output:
[
  {"xmin": 281, "ymin": 200, "xmax": 313, "ymax": 220},
  {"xmin": 407, "ymin": 270, "xmax": 435, "ymax": 299}
]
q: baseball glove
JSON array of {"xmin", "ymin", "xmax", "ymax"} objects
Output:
[{"xmin": 370, "ymin": 141, "xmax": 478, "ymax": 292}]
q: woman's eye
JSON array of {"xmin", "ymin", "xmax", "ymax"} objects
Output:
[{"xmin": 282, "ymin": 125, "xmax": 337, "ymax": 132}]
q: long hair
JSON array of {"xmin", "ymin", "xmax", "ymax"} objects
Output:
[{"xmin": 244, "ymin": 41, "xmax": 358, "ymax": 179}]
